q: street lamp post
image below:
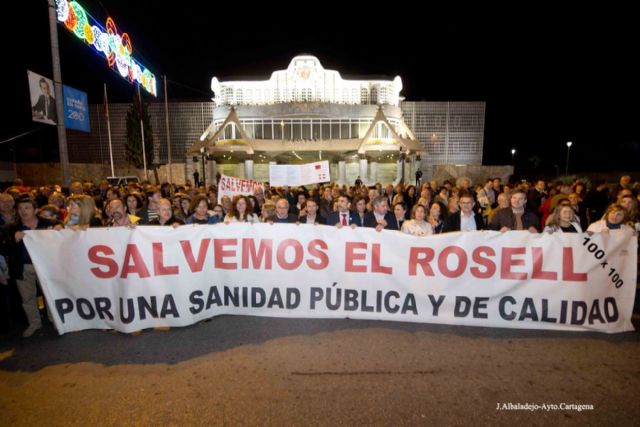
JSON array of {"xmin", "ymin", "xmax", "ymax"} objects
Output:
[
  {"xmin": 565, "ymin": 141, "xmax": 573, "ymax": 175},
  {"xmin": 511, "ymin": 148, "xmax": 516, "ymax": 165}
]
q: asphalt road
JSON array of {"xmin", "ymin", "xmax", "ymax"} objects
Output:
[{"xmin": 1, "ymin": 316, "xmax": 639, "ymax": 426}]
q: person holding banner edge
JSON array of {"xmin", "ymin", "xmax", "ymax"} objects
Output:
[
  {"xmin": 0, "ymin": 195, "xmax": 62, "ymax": 337},
  {"xmin": 489, "ymin": 189, "xmax": 540, "ymax": 233},
  {"xmin": 224, "ymin": 195, "xmax": 259, "ymax": 223},
  {"xmin": 272, "ymin": 199, "xmax": 298, "ymax": 223}
]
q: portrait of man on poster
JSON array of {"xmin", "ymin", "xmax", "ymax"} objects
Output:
[{"xmin": 31, "ymin": 76, "xmax": 57, "ymax": 124}]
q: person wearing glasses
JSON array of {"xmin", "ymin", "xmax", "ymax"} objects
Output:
[{"xmin": 442, "ymin": 192, "xmax": 485, "ymax": 232}]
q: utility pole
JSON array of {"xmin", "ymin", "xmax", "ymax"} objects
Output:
[{"xmin": 47, "ymin": 0, "xmax": 70, "ymax": 186}]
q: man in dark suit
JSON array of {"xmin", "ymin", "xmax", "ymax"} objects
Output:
[
  {"xmin": 31, "ymin": 78, "xmax": 57, "ymax": 123},
  {"xmin": 363, "ymin": 195, "xmax": 398, "ymax": 231},
  {"xmin": 443, "ymin": 193, "xmax": 485, "ymax": 232},
  {"xmin": 298, "ymin": 199, "xmax": 326, "ymax": 225},
  {"xmin": 326, "ymin": 195, "xmax": 361, "ymax": 227}
]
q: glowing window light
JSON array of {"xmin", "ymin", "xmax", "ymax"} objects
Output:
[{"xmin": 55, "ymin": 0, "xmax": 157, "ymax": 97}]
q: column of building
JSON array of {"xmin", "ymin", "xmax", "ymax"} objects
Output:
[
  {"xmin": 244, "ymin": 159, "xmax": 254, "ymax": 180},
  {"xmin": 358, "ymin": 155, "xmax": 368, "ymax": 184},
  {"xmin": 338, "ymin": 160, "xmax": 346, "ymax": 185}
]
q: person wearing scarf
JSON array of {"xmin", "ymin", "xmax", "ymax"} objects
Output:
[{"xmin": 587, "ymin": 204, "xmax": 630, "ymax": 233}]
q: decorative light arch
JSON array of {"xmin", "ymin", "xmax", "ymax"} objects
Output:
[{"xmin": 55, "ymin": 0, "xmax": 157, "ymax": 96}]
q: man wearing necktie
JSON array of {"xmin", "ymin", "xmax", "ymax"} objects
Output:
[
  {"xmin": 32, "ymin": 78, "xmax": 57, "ymax": 123},
  {"xmin": 326, "ymin": 195, "xmax": 361, "ymax": 227}
]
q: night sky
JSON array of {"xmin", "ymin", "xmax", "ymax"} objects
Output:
[{"xmin": 3, "ymin": 2, "xmax": 639, "ymax": 176}]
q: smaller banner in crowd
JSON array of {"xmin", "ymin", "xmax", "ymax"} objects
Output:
[
  {"xmin": 269, "ymin": 160, "xmax": 330, "ymax": 186},
  {"xmin": 24, "ymin": 225, "xmax": 637, "ymax": 335},
  {"xmin": 62, "ymin": 85, "xmax": 90, "ymax": 132},
  {"xmin": 27, "ymin": 70, "xmax": 57, "ymax": 125},
  {"xmin": 217, "ymin": 174, "xmax": 262, "ymax": 203}
]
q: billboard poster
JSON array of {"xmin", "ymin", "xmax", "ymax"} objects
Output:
[
  {"xmin": 28, "ymin": 70, "xmax": 57, "ymax": 125},
  {"xmin": 63, "ymin": 85, "xmax": 90, "ymax": 132}
]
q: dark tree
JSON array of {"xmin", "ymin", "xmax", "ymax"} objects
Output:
[{"xmin": 125, "ymin": 95, "xmax": 154, "ymax": 169}]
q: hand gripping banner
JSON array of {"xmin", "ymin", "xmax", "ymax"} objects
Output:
[{"xmin": 24, "ymin": 225, "xmax": 637, "ymax": 334}]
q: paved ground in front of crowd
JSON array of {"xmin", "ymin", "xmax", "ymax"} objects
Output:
[{"xmin": 1, "ymin": 316, "xmax": 639, "ymax": 426}]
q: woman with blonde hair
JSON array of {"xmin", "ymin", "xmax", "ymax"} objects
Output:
[
  {"xmin": 587, "ymin": 204, "xmax": 631, "ymax": 233},
  {"xmin": 260, "ymin": 200, "xmax": 277, "ymax": 222},
  {"xmin": 65, "ymin": 194, "xmax": 102, "ymax": 229}
]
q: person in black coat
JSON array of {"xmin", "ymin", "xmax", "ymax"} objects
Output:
[
  {"xmin": 489, "ymin": 190, "xmax": 540, "ymax": 233},
  {"xmin": 443, "ymin": 193, "xmax": 485, "ymax": 232},
  {"xmin": 363, "ymin": 195, "xmax": 398, "ymax": 231},
  {"xmin": 298, "ymin": 199, "xmax": 326, "ymax": 225},
  {"xmin": 0, "ymin": 195, "xmax": 62, "ymax": 337}
]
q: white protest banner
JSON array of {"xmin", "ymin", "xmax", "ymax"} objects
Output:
[
  {"xmin": 269, "ymin": 161, "xmax": 329, "ymax": 186},
  {"xmin": 217, "ymin": 174, "xmax": 262, "ymax": 204},
  {"xmin": 24, "ymin": 225, "xmax": 637, "ymax": 335}
]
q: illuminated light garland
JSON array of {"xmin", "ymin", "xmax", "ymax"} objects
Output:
[
  {"xmin": 54, "ymin": 0, "xmax": 157, "ymax": 96},
  {"xmin": 64, "ymin": 4, "xmax": 77, "ymax": 31},
  {"xmin": 56, "ymin": 0, "xmax": 69, "ymax": 22},
  {"xmin": 106, "ymin": 35, "xmax": 117, "ymax": 67},
  {"xmin": 83, "ymin": 23, "xmax": 94, "ymax": 44},
  {"xmin": 91, "ymin": 26, "xmax": 103, "ymax": 50},
  {"xmin": 70, "ymin": 2, "xmax": 88, "ymax": 38}
]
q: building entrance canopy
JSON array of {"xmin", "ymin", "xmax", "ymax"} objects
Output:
[{"xmin": 189, "ymin": 105, "xmax": 423, "ymax": 163}]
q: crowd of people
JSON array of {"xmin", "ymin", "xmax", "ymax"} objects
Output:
[{"xmin": 1, "ymin": 174, "xmax": 639, "ymax": 338}]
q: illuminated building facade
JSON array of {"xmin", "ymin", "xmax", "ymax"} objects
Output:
[
  {"xmin": 64, "ymin": 56, "xmax": 485, "ymax": 185},
  {"xmin": 189, "ymin": 55, "xmax": 424, "ymax": 184}
]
